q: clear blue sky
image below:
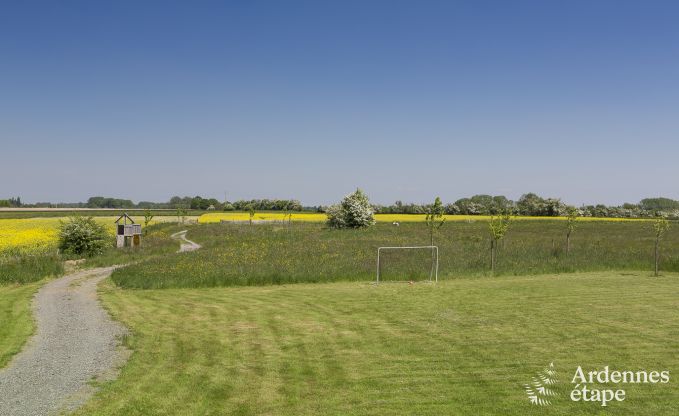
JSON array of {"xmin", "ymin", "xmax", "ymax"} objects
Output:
[{"xmin": 2, "ymin": 1, "xmax": 678, "ymax": 206}]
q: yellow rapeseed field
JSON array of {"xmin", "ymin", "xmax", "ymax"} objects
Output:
[
  {"xmin": 198, "ymin": 212, "xmax": 647, "ymax": 224},
  {"xmin": 0, "ymin": 218, "xmax": 60, "ymax": 253},
  {"xmin": 0, "ymin": 216, "xmax": 183, "ymax": 254}
]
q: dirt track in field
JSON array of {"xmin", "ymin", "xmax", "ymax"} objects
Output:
[{"xmin": 171, "ymin": 230, "xmax": 202, "ymax": 252}]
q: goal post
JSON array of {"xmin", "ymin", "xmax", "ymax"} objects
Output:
[{"xmin": 376, "ymin": 246, "xmax": 439, "ymax": 284}]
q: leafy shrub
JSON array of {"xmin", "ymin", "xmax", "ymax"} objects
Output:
[
  {"xmin": 58, "ymin": 217, "xmax": 111, "ymax": 257},
  {"xmin": 327, "ymin": 189, "xmax": 375, "ymax": 228}
]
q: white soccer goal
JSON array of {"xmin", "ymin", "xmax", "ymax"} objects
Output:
[{"xmin": 376, "ymin": 246, "xmax": 439, "ymax": 284}]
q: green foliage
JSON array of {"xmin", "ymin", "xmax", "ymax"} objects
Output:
[
  {"xmin": 565, "ymin": 207, "xmax": 579, "ymax": 253},
  {"xmin": 488, "ymin": 213, "xmax": 512, "ymax": 273},
  {"xmin": 653, "ymin": 217, "xmax": 671, "ymax": 239},
  {"xmin": 58, "ymin": 217, "xmax": 111, "ymax": 257},
  {"xmin": 641, "ymin": 198, "xmax": 679, "ymax": 212},
  {"xmin": 326, "ymin": 189, "xmax": 375, "ymax": 229},
  {"xmin": 488, "ymin": 213, "xmax": 512, "ymax": 243},
  {"xmin": 425, "ymin": 196, "xmax": 445, "ymax": 245},
  {"xmin": 653, "ymin": 217, "xmax": 671, "ymax": 276},
  {"xmin": 516, "ymin": 193, "xmax": 565, "ymax": 216},
  {"xmin": 143, "ymin": 209, "xmax": 154, "ymax": 233},
  {"xmin": 0, "ymin": 197, "xmax": 20, "ymax": 208},
  {"xmin": 189, "ymin": 196, "xmax": 220, "ymax": 210},
  {"xmin": 248, "ymin": 205, "xmax": 255, "ymax": 225},
  {"xmin": 231, "ymin": 199, "xmax": 303, "ymax": 211},
  {"xmin": 566, "ymin": 207, "xmax": 579, "ymax": 233},
  {"xmin": 175, "ymin": 207, "xmax": 188, "ymax": 224},
  {"xmin": 86, "ymin": 196, "xmax": 134, "ymax": 209}
]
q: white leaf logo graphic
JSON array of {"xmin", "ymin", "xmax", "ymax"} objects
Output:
[{"xmin": 524, "ymin": 362, "xmax": 558, "ymax": 406}]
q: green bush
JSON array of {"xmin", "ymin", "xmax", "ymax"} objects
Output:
[{"xmin": 58, "ymin": 217, "xmax": 111, "ymax": 257}]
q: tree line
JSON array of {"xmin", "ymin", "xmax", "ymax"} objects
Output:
[
  {"xmin": 4, "ymin": 194, "xmax": 679, "ymax": 218},
  {"xmin": 373, "ymin": 194, "xmax": 679, "ymax": 219},
  {"xmin": 7, "ymin": 196, "xmax": 306, "ymax": 212}
]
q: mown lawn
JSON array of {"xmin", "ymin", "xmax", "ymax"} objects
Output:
[
  {"xmin": 0, "ymin": 283, "xmax": 40, "ymax": 368},
  {"xmin": 77, "ymin": 271, "xmax": 679, "ymax": 415}
]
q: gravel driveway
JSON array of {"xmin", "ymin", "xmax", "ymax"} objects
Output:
[{"xmin": 0, "ymin": 266, "xmax": 130, "ymax": 415}]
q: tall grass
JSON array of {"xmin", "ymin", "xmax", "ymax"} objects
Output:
[
  {"xmin": 112, "ymin": 221, "xmax": 679, "ymax": 289},
  {"xmin": 0, "ymin": 249, "xmax": 63, "ymax": 285}
]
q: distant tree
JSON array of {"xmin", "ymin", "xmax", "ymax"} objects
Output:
[
  {"xmin": 653, "ymin": 217, "xmax": 671, "ymax": 276},
  {"xmin": 641, "ymin": 198, "xmax": 679, "ymax": 212},
  {"xmin": 143, "ymin": 209, "xmax": 155, "ymax": 234},
  {"xmin": 425, "ymin": 197, "xmax": 446, "ymax": 247},
  {"xmin": 86, "ymin": 196, "xmax": 134, "ymax": 209},
  {"xmin": 326, "ymin": 189, "xmax": 375, "ymax": 229},
  {"xmin": 565, "ymin": 207, "xmax": 579, "ymax": 254},
  {"xmin": 488, "ymin": 212, "xmax": 512, "ymax": 274},
  {"xmin": 190, "ymin": 196, "xmax": 215, "ymax": 210},
  {"xmin": 222, "ymin": 201, "xmax": 235, "ymax": 211},
  {"xmin": 517, "ymin": 193, "xmax": 543, "ymax": 216},
  {"xmin": 444, "ymin": 203, "xmax": 461, "ymax": 215}
]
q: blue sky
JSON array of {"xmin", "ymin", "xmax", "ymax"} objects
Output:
[{"xmin": 2, "ymin": 1, "xmax": 678, "ymax": 206}]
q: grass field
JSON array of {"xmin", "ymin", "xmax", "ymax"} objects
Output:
[
  {"xmin": 0, "ymin": 283, "xmax": 40, "ymax": 368},
  {"xmin": 198, "ymin": 212, "xmax": 648, "ymax": 224},
  {"xmin": 74, "ymin": 271, "xmax": 679, "ymax": 415},
  {"xmin": 112, "ymin": 221, "xmax": 679, "ymax": 289}
]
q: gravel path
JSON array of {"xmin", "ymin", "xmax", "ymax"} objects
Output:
[
  {"xmin": 0, "ymin": 267, "xmax": 130, "ymax": 416},
  {"xmin": 171, "ymin": 230, "xmax": 201, "ymax": 252}
]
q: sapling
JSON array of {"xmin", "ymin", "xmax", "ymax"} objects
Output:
[
  {"xmin": 653, "ymin": 217, "xmax": 671, "ymax": 276},
  {"xmin": 488, "ymin": 212, "xmax": 512, "ymax": 274},
  {"xmin": 565, "ymin": 207, "xmax": 579, "ymax": 254},
  {"xmin": 176, "ymin": 207, "xmax": 188, "ymax": 225},
  {"xmin": 248, "ymin": 205, "xmax": 255, "ymax": 225},
  {"xmin": 425, "ymin": 197, "xmax": 446, "ymax": 247},
  {"xmin": 143, "ymin": 208, "xmax": 155, "ymax": 234},
  {"xmin": 425, "ymin": 197, "xmax": 445, "ymax": 280}
]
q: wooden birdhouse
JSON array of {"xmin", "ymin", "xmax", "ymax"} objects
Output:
[{"xmin": 115, "ymin": 213, "xmax": 142, "ymax": 248}]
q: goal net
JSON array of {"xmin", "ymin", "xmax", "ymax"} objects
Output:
[{"xmin": 376, "ymin": 246, "xmax": 439, "ymax": 284}]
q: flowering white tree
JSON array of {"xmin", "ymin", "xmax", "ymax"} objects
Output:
[{"xmin": 327, "ymin": 189, "xmax": 375, "ymax": 228}]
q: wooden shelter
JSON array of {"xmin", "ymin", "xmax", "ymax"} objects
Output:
[{"xmin": 115, "ymin": 213, "xmax": 142, "ymax": 248}]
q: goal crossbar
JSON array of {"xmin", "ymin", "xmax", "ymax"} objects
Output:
[{"xmin": 376, "ymin": 246, "xmax": 439, "ymax": 284}]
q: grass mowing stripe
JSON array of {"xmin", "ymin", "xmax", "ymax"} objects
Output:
[{"xmin": 76, "ymin": 271, "xmax": 679, "ymax": 415}]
